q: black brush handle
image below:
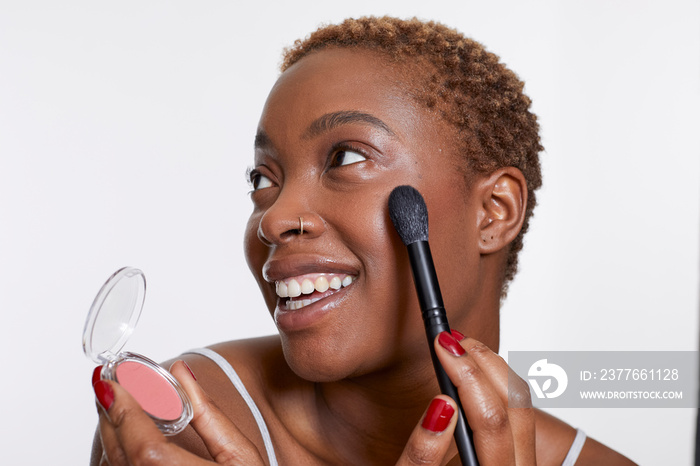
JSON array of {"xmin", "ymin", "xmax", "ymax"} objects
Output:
[{"xmin": 408, "ymin": 241, "xmax": 479, "ymax": 466}]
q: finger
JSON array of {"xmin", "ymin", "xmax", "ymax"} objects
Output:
[
  {"xmin": 457, "ymin": 336, "xmax": 535, "ymax": 465},
  {"xmin": 91, "ymin": 366, "xmax": 113, "ymax": 466},
  {"xmin": 170, "ymin": 360, "xmax": 266, "ymax": 466},
  {"xmin": 94, "ymin": 379, "xmax": 204, "ymax": 466},
  {"xmin": 396, "ymin": 396, "xmax": 458, "ymax": 466},
  {"xmin": 458, "ymin": 337, "xmax": 524, "ymax": 401},
  {"xmin": 97, "ymin": 405, "xmax": 128, "ymax": 466},
  {"xmin": 92, "ymin": 365, "xmax": 103, "ymax": 386},
  {"xmin": 434, "ymin": 332, "xmax": 517, "ymax": 466}
]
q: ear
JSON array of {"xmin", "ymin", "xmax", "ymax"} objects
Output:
[{"xmin": 474, "ymin": 167, "xmax": 527, "ymax": 255}]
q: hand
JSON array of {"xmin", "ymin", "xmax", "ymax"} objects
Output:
[
  {"xmin": 396, "ymin": 331, "xmax": 536, "ymax": 466},
  {"xmin": 93, "ymin": 361, "xmax": 266, "ymax": 465}
]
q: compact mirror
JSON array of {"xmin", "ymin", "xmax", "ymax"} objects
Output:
[
  {"xmin": 83, "ymin": 267, "xmax": 193, "ymax": 435},
  {"xmin": 83, "ymin": 267, "xmax": 146, "ymax": 364}
]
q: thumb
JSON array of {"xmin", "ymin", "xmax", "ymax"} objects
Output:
[
  {"xmin": 395, "ymin": 396, "xmax": 458, "ymax": 466},
  {"xmin": 95, "ymin": 379, "xmax": 189, "ymax": 466},
  {"xmin": 170, "ymin": 360, "xmax": 266, "ymax": 466}
]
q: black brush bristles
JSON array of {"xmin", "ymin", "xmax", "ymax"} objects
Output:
[{"xmin": 388, "ymin": 186, "xmax": 429, "ymax": 245}]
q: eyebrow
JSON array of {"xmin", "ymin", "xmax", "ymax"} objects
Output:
[
  {"xmin": 254, "ymin": 110, "xmax": 395, "ymax": 151},
  {"xmin": 304, "ymin": 110, "xmax": 395, "ymax": 139},
  {"xmin": 254, "ymin": 131, "xmax": 271, "ymax": 150}
]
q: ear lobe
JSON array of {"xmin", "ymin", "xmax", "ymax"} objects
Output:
[{"xmin": 476, "ymin": 168, "xmax": 527, "ymax": 255}]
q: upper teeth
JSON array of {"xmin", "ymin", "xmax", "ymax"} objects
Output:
[{"xmin": 275, "ymin": 274, "xmax": 355, "ymax": 298}]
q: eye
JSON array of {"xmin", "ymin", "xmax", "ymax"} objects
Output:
[
  {"xmin": 247, "ymin": 168, "xmax": 274, "ymax": 191},
  {"xmin": 330, "ymin": 148, "xmax": 367, "ymax": 168}
]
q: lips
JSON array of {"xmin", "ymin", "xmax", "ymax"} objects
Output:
[{"xmin": 263, "ymin": 256, "xmax": 359, "ymax": 330}]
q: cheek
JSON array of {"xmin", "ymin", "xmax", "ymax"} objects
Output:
[
  {"xmin": 430, "ymin": 200, "xmax": 481, "ymax": 312},
  {"xmin": 333, "ymin": 188, "xmax": 397, "ymax": 275},
  {"xmin": 333, "ymin": 192, "xmax": 421, "ymax": 338}
]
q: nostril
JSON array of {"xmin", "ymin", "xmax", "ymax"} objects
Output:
[
  {"xmin": 258, "ymin": 214, "xmax": 312, "ymax": 245},
  {"xmin": 280, "ymin": 228, "xmax": 302, "ymax": 241},
  {"xmin": 257, "ymin": 206, "xmax": 325, "ymax": 245}
]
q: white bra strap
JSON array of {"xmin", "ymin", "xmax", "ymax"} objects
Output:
[
  {"xmin": 561, "ymin": 428, "xmax": 586, "ymax": 466},
  {"xmin": 184, "ymin": 348, "xmax": 278, "ymax": 466}
]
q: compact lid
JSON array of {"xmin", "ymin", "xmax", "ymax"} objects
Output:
[{"xmin": 82, "ymin": 267, "xmax": 147, "ymax": 364}]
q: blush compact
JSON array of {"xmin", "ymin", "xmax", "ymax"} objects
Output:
[{"xmin": 83, "ymin": 267, "xmax": 193, "ymax": 435}]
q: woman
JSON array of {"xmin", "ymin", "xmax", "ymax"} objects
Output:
[{"xmin": 91, "ymin": 17, "xmax": 634, "ymax": 465}]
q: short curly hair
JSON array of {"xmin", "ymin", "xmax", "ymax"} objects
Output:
[{"xmin": 281, "ymin": 16, "xmax": 543, "ymax": 295}]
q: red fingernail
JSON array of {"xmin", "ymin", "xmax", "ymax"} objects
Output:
[
  {"xmin": 438, "ymin": 331, "xmax": 466, "ymax": 356},
  {"xmin": 92, "ymin": 366, "xmax": 102, "ymax": 386},
  {"xmin": 183, "ymin": 361, "xmax": 197, "ymax": 381},
  {"xmin": 421, "ymin": 398, "xmax": 455, "ymax": 432},
  {"xmin": 450, "ymin": 329, "xmax": 465, "ymax": 341},
  {"xmin": 94, "ymin": 380, "xmax": 114, "ymax": 411}
]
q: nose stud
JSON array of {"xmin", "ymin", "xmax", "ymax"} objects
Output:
[{"xmin": 299, "ymin": 216, "xmax": 304, "ymax": 235}]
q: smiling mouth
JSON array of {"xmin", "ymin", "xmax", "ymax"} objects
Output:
[{"xmin": 275, "ymin": 273, "xmax": 355, "ymax": 310}]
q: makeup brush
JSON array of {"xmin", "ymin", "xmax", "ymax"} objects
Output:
[{"xmin": 388, "ymin": 185, "xmax": 479, "ymax": 466}]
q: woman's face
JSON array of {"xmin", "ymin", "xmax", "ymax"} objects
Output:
[{"xmin": 244, "ymin": 48, "xmax": 485, "ymax": 381}]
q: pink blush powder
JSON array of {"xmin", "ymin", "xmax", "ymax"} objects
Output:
[{"xmin": 115, "ymin": 360, "xmax": 183, "ymax": 421}]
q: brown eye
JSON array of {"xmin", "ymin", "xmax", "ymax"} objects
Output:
[
  {"xmin": 330, "ymin": 149, "xmax": 367, "ymax": 168},
  {"xmin": 248, "ymin": 170, "xmax": 273, "ymax": 191}
]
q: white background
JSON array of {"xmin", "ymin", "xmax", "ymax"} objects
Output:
[{"xmin": 1, "ymin": 1, "xmax": 698, "ymax": 464}]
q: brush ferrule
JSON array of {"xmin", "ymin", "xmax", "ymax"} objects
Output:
[
  {"xmin": 407, "ymin": 241, "xmax": 444, "ymax": 311},
  {"xmin": 422, "ymin": 308, "xmax": 450, "ymax": 336}
]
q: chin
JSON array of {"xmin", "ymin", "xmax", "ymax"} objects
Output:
[
  {"xmin": 279, "ymin": 333, "xmax": 368, "ymax": 383},
  {"xmin": 283, "ymin": 351, "xmax": 348, "ymax": 383}
]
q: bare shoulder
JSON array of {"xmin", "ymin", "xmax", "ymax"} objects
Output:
[
  {"xmin": 164, "ymin": 335, "xmax": 289, "ymax": 461},
  {"xmin": 534, "ymin": 409, "xmax": 637, "ymax": 465}
]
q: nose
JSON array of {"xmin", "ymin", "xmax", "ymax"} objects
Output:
[{"xmin": 257, "ymin": 187, "xmax": 324, "ymax": 246}]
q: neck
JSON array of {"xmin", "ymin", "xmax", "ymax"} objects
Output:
[{"xmin": 313, "ymin": 350, "xmax": 441, "ymax": 463}]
